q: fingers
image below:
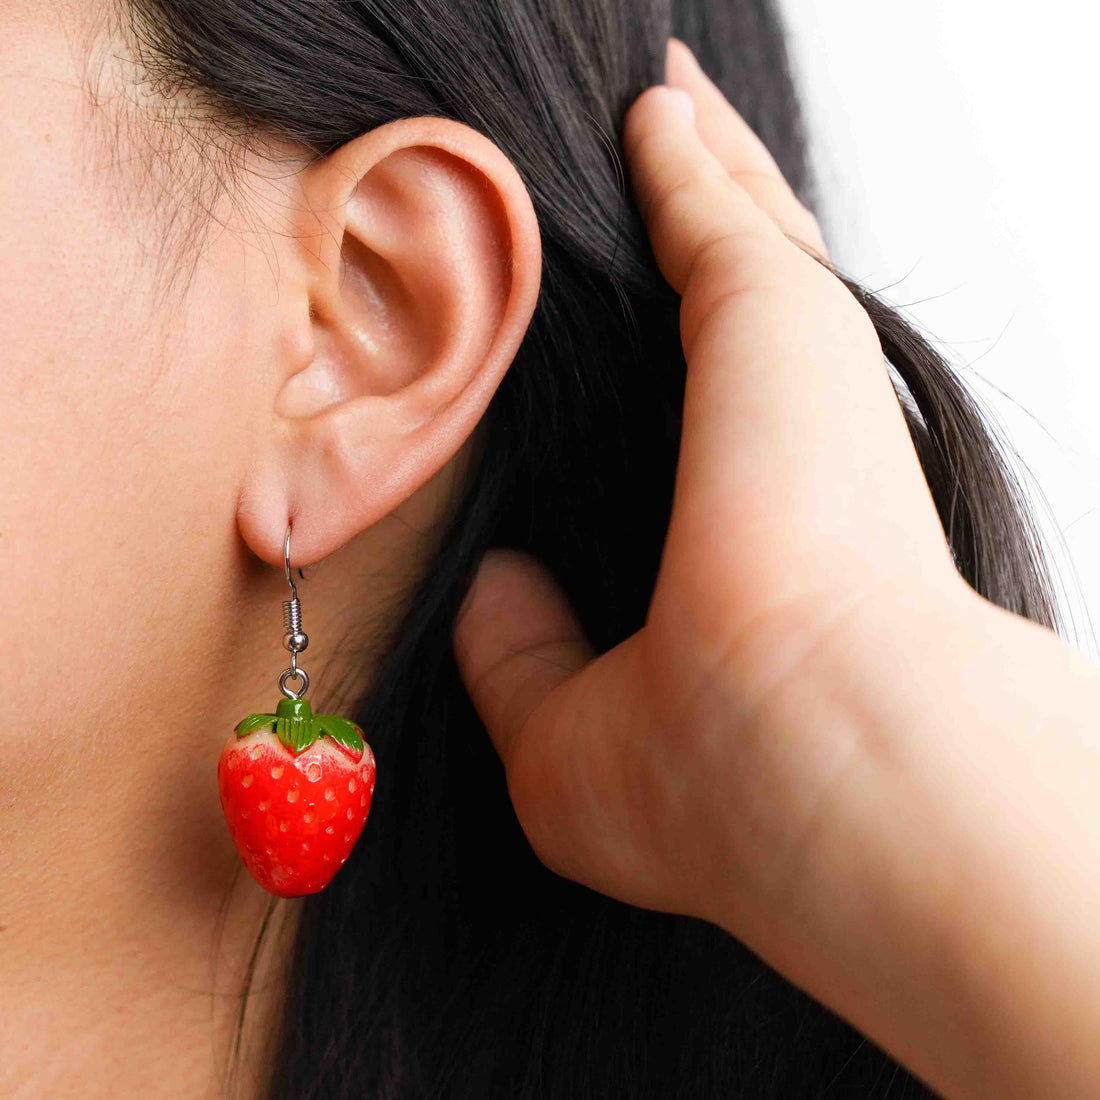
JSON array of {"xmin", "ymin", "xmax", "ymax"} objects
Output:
[
  {"xmin": 664, "ymin": 39, "xmax": 829, "ymax": 260},
  {"xmin": 453, "ymin": 549, "xmax": 595, "ymax": 769},
  {"xmin": 623, "ymin": 86, "xmax": 796, "ymax": 310},
  {"xmin": 623, "ymin": 84, "xmax": 836, "ymax": 358},
  {"xmin": 623, "ymin": 79, "xmax": 944, "ymax": 639}
]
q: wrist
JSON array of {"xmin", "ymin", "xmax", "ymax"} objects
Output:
[{"xmin": 705, "ymin": 578, "xmax": 1100, "ymax": 1099}]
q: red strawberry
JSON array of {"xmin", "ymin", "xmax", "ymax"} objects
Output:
[{"xmin": 218, "ymin": 697, "xmax": 376, "ymax": 897}]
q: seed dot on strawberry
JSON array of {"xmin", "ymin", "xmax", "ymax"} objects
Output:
[{"xmin": 220, "ymin": 718, "xmax": 376, "ymax": 898}]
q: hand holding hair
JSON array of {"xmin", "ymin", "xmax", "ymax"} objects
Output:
[{"xmin": 454, "ymin": 39, "xmax": 1100, "ymax": 1100}]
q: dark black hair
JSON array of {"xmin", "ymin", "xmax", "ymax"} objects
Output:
[{"xmin": 122, "ymin": 1, "xmax": 1058, "ymax": 1096}]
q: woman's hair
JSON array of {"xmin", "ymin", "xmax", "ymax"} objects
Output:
[{"xmin": 120, "ymin": 1, "xmax": 1058, "ymax": 1096}]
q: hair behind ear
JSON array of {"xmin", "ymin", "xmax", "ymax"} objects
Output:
[{"xmin": 842, "ymin": 273, "xmax": 1059, "ymax": 630}]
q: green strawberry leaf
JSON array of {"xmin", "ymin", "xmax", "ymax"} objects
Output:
[
  {"xmin": 235, "ymin": 712, "xmax": 277, "ymax": 738},
  {"xmin": 314, "ymin": 714, "xmax": 365, "ymax": 756},
  {"xmin": 235, "ymin": 698, "xmax": 364, "ymax": 757},
  {"xmin": 275, "ymin": 713, "xmax": 318, "ymax": 753},
  {"xmin": 274, "ymin": 696, "xmax": 319, "ymax": 754}
]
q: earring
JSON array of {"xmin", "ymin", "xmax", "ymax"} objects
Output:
[{"xmin": 217, "ymin": 523, "xmax": 377, "ymax": 898}]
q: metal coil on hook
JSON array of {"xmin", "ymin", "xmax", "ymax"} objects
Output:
[{"xmin": 281, "ymin": 523, "xmax": 309, "ymax": 674}]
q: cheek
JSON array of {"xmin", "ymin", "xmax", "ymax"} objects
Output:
[{"xmin": 0, "ymin": 35, "xmax": 264, "ymax": 730}]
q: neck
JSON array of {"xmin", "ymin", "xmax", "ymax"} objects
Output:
[{"xmin": 0, "ymin": 518, "xmax": 421, "ymax": 1098}]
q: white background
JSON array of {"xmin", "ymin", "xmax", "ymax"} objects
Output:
[{"xmin": 781, "ymin": 3, "xmax": 1100, "ymax": 654}]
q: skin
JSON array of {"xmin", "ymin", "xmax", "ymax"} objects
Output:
[
  {"xmin": 2, "ymin": 2, "xmax": 538, "ymax": 1096},
  {"xmin": 2, "ymin": 2, "xmax": 1098, "ymax": 1097},
  {"xmin": 455, "ymin": 43, "xmax": 1100, "ymax": 1100}
]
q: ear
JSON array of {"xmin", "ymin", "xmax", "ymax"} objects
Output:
[{"xmin": 236, "ymin": 117, "xmax": 541, "ymax": 567}]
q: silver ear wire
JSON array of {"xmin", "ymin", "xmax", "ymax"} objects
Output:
[{"xmin": 279, "ymin": 523, "xmax": 310, "ymax": 700}]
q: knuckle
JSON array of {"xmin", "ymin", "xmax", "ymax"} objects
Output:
[
  {"xmin": 679, "ymin": 243, "xmax": 789, "ymax": 356},
  {"xmin": 677, "ymin": 243, "xmax": 879, "ymax": 361},
  {"xmin": 682, "ymin": 223, "xmax": 792, "ymax": 310},
  {"xmin": 642, "ymin": 160, "xmax": 730, "ymax": 226},
  {"xmin": 688, "ymin": 224, "xmax": 772, "ymax": 280},
  {"xmin": 682, "ymin": 230, "xmax": 750, "ymax": 301}
]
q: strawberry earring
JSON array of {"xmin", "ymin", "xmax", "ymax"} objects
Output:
[{"xmin": 217, "ymin": 523, "xmax": 376, "ymax": 898}]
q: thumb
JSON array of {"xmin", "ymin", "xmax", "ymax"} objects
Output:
[{"xmin": 453, "ymin": 549, "xmax": 595, "ymax": 767}]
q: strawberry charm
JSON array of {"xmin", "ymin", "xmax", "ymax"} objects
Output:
[
  {"xmin": 218, "ymin": 523, "xmax": 376, "ymax": 898},
  {"xmin": 219, "ymin": 698, "xmax": 376, "ymax": 897}
]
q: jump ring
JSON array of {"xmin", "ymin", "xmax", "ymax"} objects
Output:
[{"xmin": 279, "ymin": 666, "xmax": 310, "ymax": 700}]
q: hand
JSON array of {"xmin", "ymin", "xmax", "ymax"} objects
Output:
[
  {"xmin": 455, "ymin": 38, "xmax": 961, "ymax": 938},
  {"xmin": 454, "ymin": 39, "xmax": 1100, "ymax": 1100}
]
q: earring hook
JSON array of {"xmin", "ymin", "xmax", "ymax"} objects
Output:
[
  {"xmin": 280, "ymin": 522, "xmax": 310, "ymax": 700},
  {"xmin": 284, "ymin": 523, "xmax": 303, "ymax": 595}
]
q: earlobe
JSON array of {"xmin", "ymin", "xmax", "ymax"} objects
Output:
[{"xmin": 236, "ymin": 117, "xmax": 541, "ymax": 568}]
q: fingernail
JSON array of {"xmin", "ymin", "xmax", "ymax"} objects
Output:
[{"xmin": 664, "ymin": 87, "xmax": 695, "ymax": 123}]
